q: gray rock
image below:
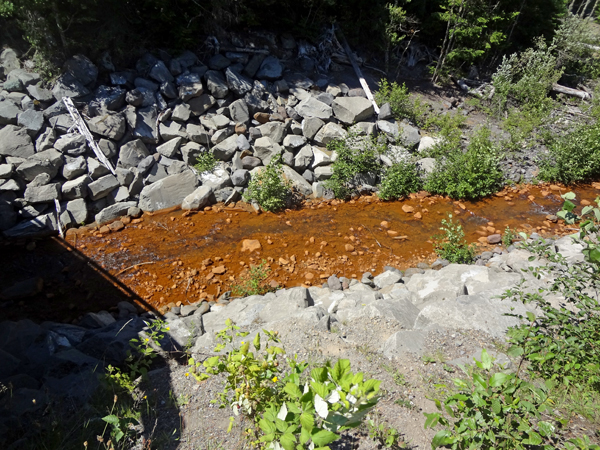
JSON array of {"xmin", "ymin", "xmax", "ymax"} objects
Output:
[
  {"xmin": 281, "ymin": 165, "xmax": 312, "ymax": 197},
  {"xmin": 186, "ymin": 123, "xmax": 210, "ymax": 145},
  {"xmin": 257, "ymin": 122, "xmax": 286, "ymax": 143},
  {"xmin": 0, "ymin": 125, "xmax": 35, "ymax": 158},
  {"xmin": 378, "ymin": 103, "xmax": 393, "ymax": 120},
  {"xmin": 229, "ymin": 99, "xmax": 250, "ymax": 124},
  {"xmin": 149, "ymin": 60, "xmax": 174, "ymax": 83},
  {"xmin": 231, "ymin": 169, "xmax": 250, "ymax": 186},
  {"xmin": 25, "ymin": 183, "xmax": 61, "ymax": 203},
  {"xmin": 181, "ymin": 185, "xmax": 214, "ymax": 210},
  {"xmin": 64, "ymin": 54, "xmax": 98, "ymax": 86},
  {"xmin": 157, "ymin": 137, "xmax": 183, "ymax": 158},
  {"xmin": 225, "ymin": 67, "xmax": 253, "ymax": 96},
  {"xmin": 399, "ymin": 122, "xmax": 421, "ymax": 149},
  {"xmin": 87, "ymin": 174, "xmax": 119, "ymax": 201},
  {"xmin": 54, "ymin": 133, "xmax": 87, "ymax": 156},
  {"xmin": 314, "ymin": 166, "xmax": 333, "ymax": 181},
  {"xmin": 210, "ymin": 134, "xmax": 238, "ymax": 161},
  {"xmin": 139, "ymin": 170, "xmax": 199, "ymax": 212},
  {"xmin": 87, "ymin": 112, "xmax": 126, "ymax": 140},
  {"xmin": 64, "ymin": 198, "xmax": 89, "ymax": 225},
  {"xmin": 302, "ymin": 117, "xmax": 325, "ymax": 140},
  {"xmin": 98, "ymin": 138, "xmax": 117, "ymax": 159},
  {"xmin": 313, "ymin": 122, "xmax": 347, "ymax": 146},
  {"xmin": 62, "ymin": 175, "xmax": 92, "ymax": 200},
  {"xmin": 296, "ymin": 97, "xmax": 332, "ymax": 120},
  {"xmin": 256, "ymin": 56, "xmax": 283, "ymax": 81},
  {"xmin": 26, "ymin": 85, "xmax": 54, "ymax": 102},
  {"xmin": 118, "ymin": 139, "xmax": 149, "ymax": 169},
  {"xmin": 29, "ymin": 172, "xmax": 52, "ymax": 186},
  {"xmin": 381, "ymin": 330, "xmax": 428, "ymax": 357},
  {"xmin": 134, "ymin": 106, "xmax": 159, "ymax": 144},
  {"xmin": 0, "ymin": 100, "xmax": 20, "ymax": 125},
  {"xmin": 377, "ymin": 120, "xmax": 399, "ymax": 139},
  {"xmin": 47, "ymin": 114, "xmax": 74, "ymax": 133},
  {"xmin": 87, "ymin": 157, "xmax": 111, "ymax": 179},
  {"xmin": 210, "ymin": 127, "xmax": 233, "ymax": 145},
  {"xmin": 0, "ymin": 164, "xmax": 14, "ymax": 179},
  {"xmin": 200, "ymin": 168, "xmax": 232, "ymax": 191},
  {"xmin": 17, "ymin": 109, "xmax": 44, "ymax": 137},
  {"xmin": 1, "ymin": 47, "xmax": 21, "ymax": 75},
  {"xmin": 242, "ymin": 156, "xmax": 262, "ymax": 170},
  {"xmin": 171, "ymin": 103, "xmax": 191, "ymax": 122},
  {"xmin": 189, "ymin": 93, "xmax": 216, "ymax": 115},
  {"xmin": 332, "ymin": 97, "xmax": 374, "ymax": 125},
  {"xmin": 180, "ymin": 142, "xmax": 203, "ymax": 165},
  {"xmin": 294, "ymin": 145, "xmax": 314, "ymax": 171},
  {"xmin": 52, "ymin": 73, "xmax": 90, "ymax": 101},
  {"xmin": 35, "ymin": 128, "xmax": 57, "ymax": 152},
  {"xmin": 417, "ymin": 158, "xmax": 436, "ymax": 174},
  {"xmin": 160, "ymin": 81, "xmax": 178, "ymax": 99},
  {"xmin": 17, "ymin": 159, "xmax": 58, "ymax": 182},
  {"xmin": 373, "ymin": 270, "xmax": 402, "ymax": 289},
  {"xmin": 208, "ymin": 54, "xmax": 231, "ymax": 70},
  {"xmin": 254, "ymin": 137, "xmax": 282, "ymax": 165},
  {"xmin": 61, "ymin": 156, "xmax": 87, "ymax": 180},
  {"xmin": 95, "ymin": 201, "xmax": 138, "ymax": 224},
  {"xmin": 327, "ymin": 275, "xmax": 342, "ymax": 290},
  {"xmin": 311, "ymin": 147, "xmax": 334, "ymax": 168},
  {"xmin": 159, "ymin": 120, "xmax": 186, "ymax": 141},
  {"xmin": 144, "ymin": 162, "xmax": 169, "ymax": 184},
  {"xmin": 91, "ymin": 85, "xmax": 126, "ymax": 111},
  {"xmin": 3, "ymin": 215, "xmax": 50, "ymax": 237},
  {"xmin": 302, "ymin": 169, "xmax": 315, "ymax": 184},
  {"xmin": 178, "ymin": 73, "xmax": 204, "ymax": 101},
  {"xmin": 205, "ymin": 70, "xmax": 229, "ymax": 98}
]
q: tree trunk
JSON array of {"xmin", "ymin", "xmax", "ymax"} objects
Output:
[
  {"xmin": 433, "ymin": 0, "xmax": 466, "ymax": 83},
  {"xmin": 552, "ymin": 83, "xmax": 592, "ymax": 100},
  {"xmin": 581, "ymin": 0, "xmax": 594, "ymax": 16},
  {"xmin": 432, "ymin": 0, "xmax": 455, "ymax": 83},
  {"xmin": 592, "ymin": 0, "xmax": 600, "ymax": 16}
]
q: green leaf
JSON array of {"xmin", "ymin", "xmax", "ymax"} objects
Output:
[
  {"xmin": 311, "ymin": 381, "xmax": 328, "ymax": 399},
  {"xmin": 276, "ymin": 418, "xmax": 288, "ymax": 433},
  {"xmin": 507, "ymin": 345, "xmax": 524, "ymax": 358},
  {"xmin": 311, "ymin": 367, "xmax": 328, "ymax": 382},
  {"xmin": 563, "ymin": 199, "xmax": 576, "ymax": 213},
  {"xmin": 490, "ymin": 373, "xmax": 510, "ymax": 387},
  {"xmin": 253, "ymin": 332, "xmax": 261, "ymax": 350},
  {"xmin": 491, "ymin": 398, "xmax": 501, "ymax": 414},
  {"xmin": 431, "ymin": 430, "xmax": 452, "ymax": 448},
  {"xmin": 284, "ymin": 382, "xmax": 302, "ymax": 399},
  {"xmin": 332, "ymin": 359, "xmax": 351, "ymax": 381},
  {"xmin": 300, "ymin": 412, "xmax": 314, "ymax": 432},
  {"xmin": 203, "ymin": 356, "xmax": 220, "ymax": 368},
  {"xmin": 538, "ymin": 421, "xmax": 555, "ymax": 437},
  {"xmin": 300, "ymin": 427, "xmax": 311, "ymax": 445},
  {"xmin": 259, "ymin": 418, "xmax": 277, "ymax": 435},
  {"xmin": 480, "ymin": 349, "xmax": 492, "ymax": 370},
  {"xmin": 562, "ymin": 192, "xmax": 576, "ymax": 200},
  {"xmin": 311, "ymin": 430, "xmax": 339, "ymax": 446},
  {"xmin": 423, "ymin": 412, "xmax": 440, "ymax": 429},
  {"xmin": 280, "ymin": 432, "xmax": 296, "ymax": 450},
  {"xmin": 526, "ymin": 311, "xmax": 536, "ymax": 322},
  {"xmin": 524, "ymin": 431, "xmax": 543, "ymax": 445},
  {"xmin": 102, "ymin": 415, "xmax": 119, "ymax": 426}
]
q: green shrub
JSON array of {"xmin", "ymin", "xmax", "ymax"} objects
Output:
[
  {"xmin": 325, "ymin": 134, "xmax": 386, "ymax": 199},
  {"xmin": 378, "ymin": 160, "xmax": 423, "ymax": 200},
  {"xmin": 243, "ymin": 156, "xmax": 291, "ymax": 212},
  {"xmin": 375, "ymin": 79, "xmax": 425, "ymax": 124},
  {"xmin": 230, "ymin": 259, "xmax": 274, "ymax": 297},
  {"xmin": 539, "ymin": 120, "xmax": 600, "ymax": 184},
  {"xmin": 419, "ymin": 111, "xmax": 466, "ymax": 159},
  {"xmin": 194, "ymin": 151, "xmax": 217, "ymax": 174},
  {"xmin": 424, "ymin": 127, "xmax": 504, "ymax": 200},
  {"xmin": 431, "ymin": 214, "xmax": 475, "ymax": 264},
  {"xmin": 188, "ymin": 320, "xmax": 381, "ymax": 449}
]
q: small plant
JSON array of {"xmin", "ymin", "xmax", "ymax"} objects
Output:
[
  {"xmin": 194, "ymin": 151, "xmax": 218, "ymax": 174},
  {"xmin": 502, "ymin": 226, "xmax": 517, "ymax": 247},
  {"xmin": 188, "ymin": 320, "xmax": 382, "ymax": 449},
  {"xmin": 243, "ymin": 156, "xmax": 291, "ymax": 212},
  {"xmin": 100, "ymin": 395, "xmax": 140, "ymax": 450},
  {"xmin": 431, "ymin": 214, "xmax": 475, "ymax": 264},
  {"xmin": 367, "ymin": 414, "xmax": 405, "ymax": 448},
  {"xmin": 378, "ymin": 160, "xmax": 423, "ymax": 200},
  {"xmin": 230, "ymin": 259, "xmax": 274, "ymax": 297},
  {"xmin": 375, "ymin": 79, "xmax": 425, "ymax": 124},
  {"xmin": 325, "ymin": 133, "xmax": 386, "ymax": 199}
]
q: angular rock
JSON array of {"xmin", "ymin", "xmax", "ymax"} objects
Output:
[
  {"xmin": 282, "ymin": 165, "xmax": 312, "ymax": 197},
  {"xmin": 302, "ymin": 117, "xmax": 325, "ymax": 140},
  {"xmin": 52, "ymin": 73, "xmax": 90, "ymax": 101},
  {"xmin": 157, "ymin": 137, "xmax": 183, "ymax": 158},
  {"xmin": 399, "ymin": 122, "xmax": 421, "ymax": 149},
  {"xmin": 87, "ymin": 174, "xmax": 119, "ymax": 201},
  {"xmin": 17, "ymin": 159, "xmax": 58, "ymax": 182},
  {"xmin": 205, "ymin": 70, "xmax": 229, "ymax": 99},
  {"xmin": 225, "ymin": 67, "xmax": 253, "ymax": 96},
  {"xmin": 189, "ymin": 93, "xmax": 216, "ymax": 115},
  {"xmin": 87, "ymin": 157, "xmax": 111, "ymax": 179},
  {"xmin": 25, "ymin": 183, "xmax": 61, "ymax": 203},
  {"xmin": 0, "ymin": 125, "xmax": 35, "ymax": 158},
  {"xmin": 313, "ymin": 122, "xmax": 347, "ymax": 146},
  {"xmin": 62, "ymin": 175, "xmax": 92, "ymax": 200},
  {"xmin": 181, "ymin": 185, "xmax": 214, "ymax": 210},
  {"xmin": 256, "ymin": 56, "xmax": 283, "ymax": 80},
  {"xmin": 257, "ymin": 122, "xmax": 286, "ymax": 144},
  {"xmin": 64, "ymin": 55, "xmax": 98, "ymax": 86},
  {"xmin": 332, "ymin": 97, "xmax": 374, "ymax": 125},
  {"xmin": 118, "ymin": 139, "xmax": 149, "ymax": 169},
  {"xmin": 0, "ymin": 100, "xmax": 20, "ymax": 125},
  {"xmin": 212, "ymin": 134, "xmax": 239, "ymax": 161},
  {"xmin": 253, "ymin": 137, "xmax": 282, "ymax": 165},
  {"xmin": 17, "ymin": 109, "xmax": 44, "ymax": 137},
  {"xmin": 296, "ymin": 97, "xmax": 332, "ymax": 120},
  {"xmin": 149, "ymin": 60, "xmax": 174, "ymax": 83},
  {"xmin": 138, "ymin": 170, "xmax": 199, "ymax": 212},
  {"xmin": 26, "ymin": 85, "xmax": 54, "ymax": 102},
  {"xmin": 229, "ymin": 99, "xmax": 250, "ymax": 124},
  {"xmin": 294, "ymin": 145, "xmax": 314, "ymax": 171},
  {"xmin": 91, "ymin": 86, "xmax": 126, "ymax": 111},
  {"xmin": 133, "ymin": 106, "xmax": 159, "ymax": 144},
  {"xmin": 242, "ymin": 156, "xmax": 262, "ymax": 170},
  {"xmin": 95, "ymin": 201, "xmax": 138, "ymax": 225},
  {"xmin": 231, "ymin": 169, "xmax": 250, "ymax": 186},
  {"xmin": 87, "ymin": 112, "xmax": 126, "ymax": 140},
  {"xmin": 314, "ymin": 165, "xmax": 333, "ymax": 181}
]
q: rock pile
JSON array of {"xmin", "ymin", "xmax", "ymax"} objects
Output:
[{"xmin": 0, "ymin": 45, "xmax": 425, "ymax": 239}]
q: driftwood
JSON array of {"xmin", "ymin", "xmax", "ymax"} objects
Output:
[
  {"xmin": 552, "ymin": 83, "xmax": 592, "ymax": 100},
  {"xmin": 335, "ymin": 28, "xmax": 380, "ymax": 115}
]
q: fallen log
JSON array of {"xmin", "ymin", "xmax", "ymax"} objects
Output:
[{"xmin": 552, "ymin": 83, "xmax": 592, "ymax": 100}]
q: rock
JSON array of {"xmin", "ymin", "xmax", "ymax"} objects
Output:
[
  {"xmin": 229, "ymin": 99, "xmax": 250, "ymax": 124},
  {"xmin": 311, "ymin": 147, "xmax": 334, "ymax": 168},
  {"xmin": 91, "ymin": 86, "xmax": 126, "ymax": 111},
  {"xmin": 159, "ymin": 120, "xmax": 186, "ymax": 141},
  {"xmin": 0, "ymin": 125, "xmax": 35, "ymax": 158},
  {"xmin": 296, "ymin": 97, "xmax": 332, "ymax": 120},
  {"xmin": 313, "ymin": 122, "xmax": 347, "ymax": 146},
  {"xmin": 257, "ymin": 122, "xmax": 286, "ymax": 144},
  {"xmin": 149, "ymin": 60, "xmax": 174, "ymax": 83},
  {"xmin": 139, "ymin": 170, "xmax": 199, "ymax": 212},
  {"xmin": 283, "ymin": 134, "xmax": 307, "ymax": 150},
  {"xmin": 212, "ymin": 134, "xmax": 239, "ymax": 161},
  {"xmin": 157, "ymin": 137, "xmax": 183, "ymax": 158},
  {"xmin": 0, "ymin": 48, "xmax": 20, "ymax": 75},
  {"xmin": 118, "ymin": 139, "xmax": 149, "ymax": 169},
  {"xmin": 186, "ymin": 124, "xmax": 210, "ymax": 145},
  {"xmin": 61, "ymin": 156, "xmax": 87, "ymax": 180},
  {"xmin": 62, "ymin": 175, "xmax": 92, "ymax": 200},
  {"xmin": 95, "ymin": 201, "xmax": 138, "ymax": 225},
  {"xmin": 332, "ymin": 97, "xmax": 374, "ymax": 125},
  {"xmin": 87, "ymin": 112, "xmax": 126, "ymax": 140},
  {"xmin": 327, "ymin": 275, "xmax": 342, "ymax": 290},
  {"xmin": 189, "ymin": 93, "xmax": 216, "ymax": 115},
  {"xmin": 242, "ymin": 156, "xmax": 262, "ymax": 170},
  {"xmin": 87, "ymin": 158, "xmax": 110, "ymax": 179},
  {"xmin": 417, "ymin": 136, "xmax": 441, "ymax": 153},
  {"xmin": 181, "ymin": 185, "xmax": 214, "ymax": 210},
  {"xmin": 487, "ymin": 234, "xmax": 502, "ymax": 244},
  {"xmin": 52, "ymin": 73, "xmax": 90, "ymax": 101},
  {"xmin": 17, "ymin": 159, "xmax": 58, "ymax": 182},
  {"xmin": 301, "ymin": 117, "xmax": 325, "ymax": 140},
  {"xmin": 180, "ymin": 142, "xmax": 203, "ymax": 165},
  {"xmin": 64, "ymin": 55, "xmax": 98, "ymax": 86},
  {"xmin": 0, "ymin": 100, "xmax": 20, "ymax": 125},
  {"xmin": 381, "ymin": 330, "xmax": 428, "ymax": 358},
  {"xmin": 373, "ymin": 270, "xmax": 403, "ymax": 289},
  {"xmin": 378, "ymin": 103, "xmax": 393, "ymax": 120},
  {"xmin": 225, "ymin": 67, "xmax": 253, "ymax": 96},
  {"xmin": 205, "ymin": 70, "xmax": 229, "ymax": 98},
  {"xmin": 399, "ymin": 123, "xmax": 421, "ymax": 149},
  {"xmin": 17, "ymin": 109, "xmax": 44, "ymax": 137},
  {"xmin": 0, "ymin": 277, "xmax": 43, "ymax": 300},
  {"xmin": 64, "ymin": 198, "xmax": 89, "ymax": 225},
  {"xmin": 293, "ymin": 145, "xmax": 314, "ymax": 172},
  {"xmin": 87, "ymin": 174, "xmax": 119, "ymax": 201},
  {"xmin": 178, "ymin": 74, "xmax": 204, "ymax": 101},
  {"xmin": 281, "ymin": 165, "xmax": 312, "ymax": 197},
  {"xmin": 231, "ymin": 169, "xmax": 250, "ymax": 186},
  {"xmin": 134, "ymin": 106, "xmax": 159, "ymax": 144},
  {"xmin": 25, "ymin": 183, "xmax": 61, "ymax": 203},
  {"xmin": 256, "ymin": 56, "xmax": 283, "ymax": 80},
  {"xmin": 0, "ymin": 164, "xmax": 14, "ymax": 179},
  {"xmin": 253, "ymin": 136, "xmax": 282, "ymax": 165},
  {"xmin": 54, "ymin": 133, "xmax": 87, "ymax": 157},
  {"xmin": 417, "ymin": 158, "xmax": 436, "ymax": 174},
  {"xmin": 314, "ymin": 166, "xmax": 333, "ymax": 181},
  {"xmin": 26, "ymin": 85, "xmax": 54, "ymax": 103}
]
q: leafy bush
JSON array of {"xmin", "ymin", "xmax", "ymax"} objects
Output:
[
  {"xmin": 188, "ymin": 320, "xmax": 381, "ymax": 449},
  {"xmin": 375, "ymin": 79, "xmax": 425, "ymax": 124},
  {"xmin": 539, "ymin": 120, "xmax": 600, "ymax": 184},
  {"xmin": 325, "ymin": 134, "xmax": 386, "ymax": 199},
  {"xmin": 424, "ymin": 127, "xmax": 504, "ymax": 200},
  {"xmin": 378, "ymin": 160, "xmax": 423, "ymax": 200},
  {"xmin": 243, "ymin": 156, "xmax": 291, "ymax": 212},
  {"xmin": 194, "ymin": 151, "xmax": 217, "ymax": 174},
  {"xmin": 431, "ymin": 214, "xmax": 475, "ymax": 264}
]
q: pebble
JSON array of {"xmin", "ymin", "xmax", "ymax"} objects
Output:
[
  {"xmin": 487, "ymin": 234, "xmax": 502, "ymax": 244},
  {"xmin": 402, "ymin": 205, "xmax": 414, "ymax": 213},
  {"xmin": 380, "ymin": 221, "xmax": 390, "ymax": 229},
  {"xmin": 345, "ymin": 244, "xmax": 355, "ymax": 252},
  {"xmin": 212, "ymin": 265, "xmax": 226, "ymax": 274},
  {"xmin": 241, "ymin": 239, "xmax": 261, "ymax": 252}
]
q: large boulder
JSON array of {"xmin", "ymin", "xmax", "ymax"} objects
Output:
[
  {"xmin": 181, "ymin": 185, "xmax": 214, "ymax": 210},
  {"xmin": 212, "ymin": 134, "xmax": 239, "ymax": 161},
  {"xmin": 332, "ymin": 97, "xmax": 374, "ymax": 125},
  {"xmin": 64, "ymin": 55, "xmax": 98, "ymax": 86},
  {"xmin": 95, "ymin": 201, "xmax": 138, "ymax": 224},
  {"xmin": 295, "ymin": 97, "xmax": 332, "ymax": 120},
  {"xmin": 138, "ymin": 170, "xmax": 199, "ymax": 212},
  {"xmin": 253, "ymin": 137, "xmax": 282, "ymax": 165}
]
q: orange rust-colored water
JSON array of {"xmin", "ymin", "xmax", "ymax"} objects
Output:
[{"xmin": 63, "ymin": 183, "xmax": 600, "ymax": 314}]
